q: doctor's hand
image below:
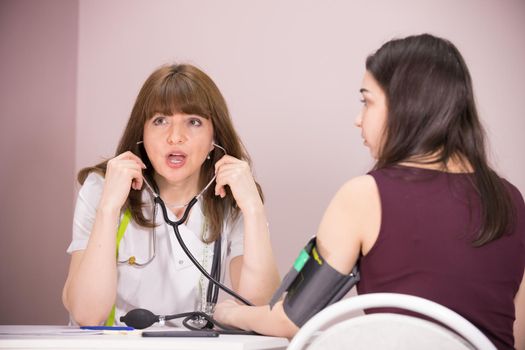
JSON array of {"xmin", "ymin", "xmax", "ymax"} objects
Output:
[
  {"xmin": 214, "ymin": 155, "xmax": 263, "ymax": 213},
  {"xmin": 99, "ymin": 151, "xmax": 147, "ymax": 211}
]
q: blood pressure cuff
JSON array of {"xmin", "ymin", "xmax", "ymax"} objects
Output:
[{"xmin": 269, "ymin": 237, "xmax": 359, "ymax": 327}]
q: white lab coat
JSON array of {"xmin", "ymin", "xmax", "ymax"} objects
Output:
[{"xmin": 67, "ymin": 172, "xmax": 244, "ymax": 325}]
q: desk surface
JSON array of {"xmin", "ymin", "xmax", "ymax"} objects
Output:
[{"xmin": 0, "ymin": 325, "xmax": 288, "ymax": 350}]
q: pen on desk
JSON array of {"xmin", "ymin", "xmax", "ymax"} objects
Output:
[{"xmin": 80, "ymin": 326, "xmax": 135, "ymax": 331}]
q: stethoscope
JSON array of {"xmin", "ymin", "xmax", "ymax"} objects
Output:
[{"xmin": 118, "ymin": 143, "xmax": 256, "ymax": 334}]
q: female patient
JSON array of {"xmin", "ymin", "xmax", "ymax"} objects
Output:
[
  {"xmin": 214, "ymin": 34, "xmax": 525, "ymax": 349},
  {"xmin": 62, "ymin": 64, "xmax": 280, "ymax": 326}
]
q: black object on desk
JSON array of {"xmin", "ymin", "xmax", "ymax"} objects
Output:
[{"xmin": 142, "ymin": 330, "xmax": 219, "ymax": 337}]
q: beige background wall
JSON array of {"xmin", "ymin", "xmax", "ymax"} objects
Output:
[{"xmin": 1, "ymin": 0, "xmax": 524, "ymax": 324}]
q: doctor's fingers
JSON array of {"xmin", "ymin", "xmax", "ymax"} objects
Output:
[
  {"xmin": 214, "ymin": 167, "xmax": 259, "ymax": 202},
  {"xmin": 111, "ymin": 151, "xmax": 147, "ymax": 168},
  {"xmin": 105, "ymin": 160, "xmax": 145, "ymax": 190},
  {"xmin": 100, "ymin": 166, "xmax": 144, "ymax": 210},
  {"xmin": 214, "ymin": 155, "xmax": 249, "ymax": 172},
  {"xmin": 215, "ymin": 159, "xmax": 254, "ymax": 182},
  {"xmin": 215, "ymin": 165, "xmax": 255, "ymax": 186},
  {"xmin": 214, "ymin": 157, "xmax": 255, "ymax": 198},
  {"xmin": 213, "ymin": 160, "xmax": 240, "ymax": 196},
  {"xmin": 106, "ymin": 159, "xmax": 145, "ymax": 178}
]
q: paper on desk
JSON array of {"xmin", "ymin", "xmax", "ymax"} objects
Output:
[{"xmin": 0, "ymin": 326, "xmax": 103, "ymax": 336}]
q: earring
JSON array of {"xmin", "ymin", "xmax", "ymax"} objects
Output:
[
  {"xmin": 137, "ymin": 141, "xmax": 144, "ymax": 145},
  {"xmin": 207, "ymin": 154, "xmax": 211, "ymax": 160}
]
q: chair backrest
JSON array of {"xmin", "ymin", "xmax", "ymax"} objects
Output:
[
  {"xmin": 308, "ymin": 313, "xmax": 473, "ymax": 350},
  {"xmin": 287, "ymin": 293, "xmax": 496, "ymax": 350}
]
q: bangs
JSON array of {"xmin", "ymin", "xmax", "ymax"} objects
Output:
[{"xmin": 145, "ymin": 72, "xmax": 212, "ymax": 120}]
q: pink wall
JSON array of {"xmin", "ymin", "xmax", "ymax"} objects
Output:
[
  {"xmin": 1, "ymin": 0, "xmax": 524, "ymax": 324},
  {"xmin": 76, "ymin": 0, "xmax": 525, "ymax": 277},
  {"xmin": 0, "ymin": 0, "xmax": 78, "ymax": 324}
]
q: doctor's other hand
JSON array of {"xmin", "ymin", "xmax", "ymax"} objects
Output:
[
  {"xmin": 214, "ymin": 155, "xmax": 262, "ymax": 212},
  {"xmin": 99, "ymin": 151, "xmax": 147, "ymax": 211}
]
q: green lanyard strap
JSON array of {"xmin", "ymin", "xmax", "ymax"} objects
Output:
[{"xmin": 104, "ymin": 209, "xmax": 132, "ymax": 326}]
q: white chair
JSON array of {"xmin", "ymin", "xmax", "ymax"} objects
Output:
[{"xmin": 287, "ymin": 293, "xmax": 496, "ymax": 350}]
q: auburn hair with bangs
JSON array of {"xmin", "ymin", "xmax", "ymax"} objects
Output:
[{"xmin": 78, "ymin": 64, "xmax": 262, "ymax": 243}]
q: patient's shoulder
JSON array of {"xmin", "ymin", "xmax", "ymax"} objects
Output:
[{"xmin": 338, "ymin": 175, "xmax": 378, "ymax": 204}]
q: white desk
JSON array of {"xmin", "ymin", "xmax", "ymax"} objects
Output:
[{"xmin": 0, "ymin": 325, "xmax": 289, "ymax": 350}]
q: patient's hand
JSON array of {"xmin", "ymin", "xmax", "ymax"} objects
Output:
[{"xmin": 214, "ymin": 299, "xmax": 245, "ymax": 329}]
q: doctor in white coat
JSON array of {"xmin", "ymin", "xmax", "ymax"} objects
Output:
[{"xmin": 62, "ymin": 63, "xmax": 280, "ymax": 326}]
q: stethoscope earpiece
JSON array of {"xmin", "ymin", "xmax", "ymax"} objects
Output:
[{"xmin": 212, "ymin": 142, "xmax": 226, "ymax": 154}]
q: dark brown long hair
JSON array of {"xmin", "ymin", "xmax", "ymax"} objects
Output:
[
  {"xmin": 78, "ymin": 63, "xmax": 263, "ymax": 243},
  {"xmin": 366, "ymin": 33, "xmax": 515, "ymax": 246}
]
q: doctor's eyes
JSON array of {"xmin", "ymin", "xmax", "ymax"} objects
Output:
[
  {"xmin": 150, "ymin": 115, "xmax": 204, "ymax": 127},
  {"xmin": 152, "ymin": 115, "xmax": 169, "ymax": 126},
  {"xmin": 188, "ymin": 118, "xmax": 203, "ymax": 127}
]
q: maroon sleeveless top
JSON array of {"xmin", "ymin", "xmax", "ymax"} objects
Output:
[{"xmin": 357, "ymin": 165, "xmax": 525, "ymax": 349}]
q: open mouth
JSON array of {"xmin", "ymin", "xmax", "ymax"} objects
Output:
[{"xmin": 167, "ymin": 153, "xmax": 186, "ymax": 165}]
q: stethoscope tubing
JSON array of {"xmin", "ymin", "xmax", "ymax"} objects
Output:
[
  {"xmin": 207, "ymin": 238, "xmax": 221, "ymax": 304},
  {"xmin": 155, "ymin": 195, "xmax": 254, "ymax": 306},
  {"xmin": 120, "ymin": 143, "xmax": 256, "ymax": 333},
  {"xmin": 140, "ymin": 142, "xmax": 254, "ymax": 307}
]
